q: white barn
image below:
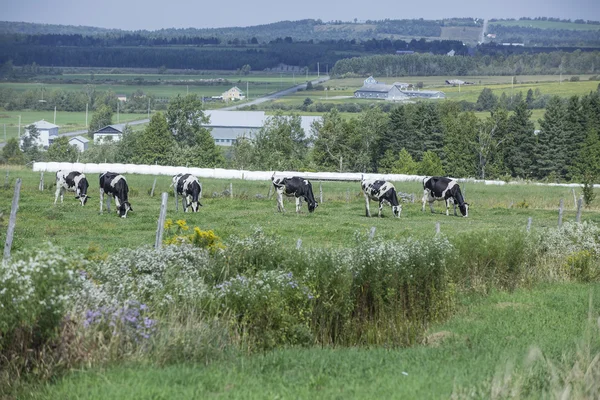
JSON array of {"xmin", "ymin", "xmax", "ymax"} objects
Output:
[
  {"xmin": 20, "ymin": 120, "xmax": 59, "ymax": 149},
  {"xmin": 68, "ymin": 136, "xmax": 90, "ymax": 152}
]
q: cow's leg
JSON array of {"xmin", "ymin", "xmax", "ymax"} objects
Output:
[
  {"xmin": 378, "ymin": 201, "xmax": 384, "ymax": 218},
  {"xmin": 184, "ymin": 195, "xmax": 190, "ymax": 212},
  {"xmin": 54, "ymin": 186, "xmax": 61, "ymax": 204},
  {"xmin": 445, "ymin": 199, "xmax": 450, "ymax": 216},
  {"xmin": 276, "ymin": 189, "xmax": 285, "ymax": 212},
  {"xmin": 422, "ymin": 190, "xmax": 428, "ymax": 212},
  {"xmin": 100, "ymin": 189, "xmax": 104, "ymax": 212},
  {"xmin": 429, "ymin": 200, "xmax": 435, "ymax": 214},
  {"xmin": 296, "ymin": 197, "xmax": 302, "ymax": 213},
  {"xmin": 364, "ymin": 193, "xmax": 371, "ymax": 217},
  {"xmin": 453, "ymin": 199, "xmax": 458, "ymax": 216},
  {"xmin": 113, "ymin": 196, "xmax": 119, "ymax": 213}
]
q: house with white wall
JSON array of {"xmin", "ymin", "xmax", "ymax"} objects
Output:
[{"xmin": 19, "ymin": 120, "xmax": 59, "ymax": 150}]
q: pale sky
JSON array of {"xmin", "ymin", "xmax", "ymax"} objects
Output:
[{"xmin": 2, "ymin": 0, "xmax": 600, "ymax": 31}]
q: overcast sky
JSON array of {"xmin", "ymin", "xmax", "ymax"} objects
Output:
[{"xmin": 3, "ymin": 0, "xmax": 600, "ymax": 31}]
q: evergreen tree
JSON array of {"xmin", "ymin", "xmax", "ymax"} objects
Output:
[
  {"xmin": 386, "ymin": 104, "xmax": 419, "ymax": 160},
  {"xmin": 131, "ymin": 112, "xmax": 174, "ymax": 165},
  {"xmin": 351, "ymin": 106, "xmax": 388, "ymax": 172},
  {"xmin": 88, "ymin": 105, "xmax": 113, "ymax": 137},
  {"xmin": 418, "ymin": 150, "xmax": 445, "ymax": 176},
  {"xmin": 0, "ymin": 138, "xmax": 25, "ymax": 165},
  {"xmin": 46, "ymin": 136, "xmax": 79, "ymax": 162},
  {"xmin": 563, "ymin": 96, "xmax": 586, "ymax": 179},
  {"xmin": 526, "ymin": 89, "xmax": 534, "ymax": 108},
  {"xmin": 392, "ymin": 148, "xmax": 418, "ymax": 174},
  {"xmin": 442, "ymin": 111, "xmax": 479, "ymax": 178},
  {"xmin": 505, "ymin": 98, "xmax": 536, "ymax": 178},
  {"xmin": 535, "ymin": 96, "xmax": 567, "ymax": 179},
  {"xmin": 377, "ymin": 149, "xmax": 397, "ymax": 173},
  {"xmin": 475, "ymin": 88, "xmax": 498, "ymax": 111},
  {"xmin": 573, "ymin": 128, "xmax": 600, "ymax": 206}
]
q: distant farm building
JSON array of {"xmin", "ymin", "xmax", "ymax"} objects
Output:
[
  {"xmin": 354, "ymin": 76, "xmax": 443, "ymax": 100},
  {"xmin": 93, "ymin": 125, "xmax": 124, "ymax": 142},
  {"xmin": 486, "ymin": 33, "xmax": 497, "ymax": 39},
  {"xmin": 68, "ymin": 136, "xmax": 90, "ymax": 152},
  {"xmin": 203, "ymin": 110, "xmax": 321, "ymax": 146},
  {"xmin": 20, "ymin": 120, "xmax": 58, "ymax": 150},
  {"xmin": 221, "ymin": 87, "xmax": 245, "ymax": 102},
  {"xmin": 116, "ymin": 94, "xmax": 127, "ymax": 102}
]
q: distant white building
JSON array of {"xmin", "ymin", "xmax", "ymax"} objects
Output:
[
  {"xmin": 93, "ymin": 125, "xmax": 124, "ymax": 142},
  {"xmin": 68, "ymin": 136, "xmax": 90, "ymax": 152},
  {"xmin": 20, "ymin": 120, "xmax": 59, "ymax": 150},
  {"xmin": 221, "ymin": 87, "xmax": 245, "ymax": 102},
  {"xmin": 203, "ymin": 110, "xmax": 321, "ymax": 146}
]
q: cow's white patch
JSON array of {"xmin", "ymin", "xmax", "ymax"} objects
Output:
[
  {"xmin": 440, "ymin": 180, "xmax": 456, "ymax": 198},
  {"xmin": 110, "ymin": 175, "xmax": 124, "ymax": 188}
]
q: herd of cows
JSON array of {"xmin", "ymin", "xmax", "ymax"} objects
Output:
[{"xmin": 53, "ymin": 170, "xmax": 469, "ymax": 218}]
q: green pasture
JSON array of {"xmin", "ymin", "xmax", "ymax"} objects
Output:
[
  {"xmin": 0, "ymin": 168, "xmax": 597, "ymax": 255},
  {"xmin": 25, "ymin": 282, "xmax": 600, "ymax": 399},
  {"xmin": 0, "ymin": 111, "xmax": 148, "ymax": 143},
  {"xmin": 488, "ymin": 20, "xmax": 600, "ymax": 31}
]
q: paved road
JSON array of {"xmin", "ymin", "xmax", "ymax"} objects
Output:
[
  {"xmin": 480, "ymin": 19, "xmax": 488, "ymax": 44},
  {"xmin": 1, "ymin": 76, "xmax": 331, "ymax": 149}
]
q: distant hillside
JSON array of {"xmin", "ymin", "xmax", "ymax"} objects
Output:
[{"xmin": 0, "ymin": 18, "xmax": 481, "ymax": 43}]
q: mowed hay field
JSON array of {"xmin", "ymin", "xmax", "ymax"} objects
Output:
[{"xmin": 1, "ymin": 168, "xmax": 599, "ymax": 254}]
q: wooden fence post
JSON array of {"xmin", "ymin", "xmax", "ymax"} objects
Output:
[
  {"xmin": 576, "ymin": 198, "xmax": 583, "ymax": 223},
  {"xmin": 296, "ymin": 239, "xmax": 302, "ymax": 250},
  {"xmin": 150, "ymin": 177, "xmax": 157, "ymax": 197},
  {"xmin": 3, "ymin": 178, "xmax": 21, "ymax": 260},
  {"xmin": 527, "ymin": 217, "xmax": 532, "ymax": 232},
  {"xmin": 230, "ymin": 182, "xmax": 233, "ymax": 199},
  {"xmin": 435, "ymin": 222, "xmax": 441, "ymax": 236},
  {"xmin": 369, "ymin": 226, "xmax": 376, "ymax": 240},
  {"xmin": 39, "ymin": 172, "xmax": 44, "ymax": 191},
  {"xmin": 175, "ymin": 189, "xmax": 178, "ymax": 212},
  {"xmin": 558, "ymin": 198, "xmax": 564, "ymax": 228},
  {"xmin": 4, "ymin": 170, "xmax": 9, "ymax": 189},
  {"xmin": 572, "ymin": 188, "xmax": 577, "ymax": 209},
  {"xmin": 319, "ymin": 181, "xmax": 323, "ymax": 204},
  {"xmin": 267, "ymin": 184, "xmax": 272, "ymax": 200},
  {"xmin": 155, "ymin": 192, "xmax": 169, "ymax": 249}
]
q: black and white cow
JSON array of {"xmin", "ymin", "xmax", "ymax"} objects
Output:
[
  {"xmin": 271, "ymin": 176, "xmax": 318, "ymax": 213},
  {"xmin": 99, "ymin": 172, "xmax": 133, "ymax": 218},
  {"xmin": 172, "ymin": 173, "xmax": 203, "ymax": 212},
  {"xmin": 361, "ymin": 178, "xmax": 401, "ymax": 218},
  {"xmin": 422, "ymin": 176, "xmax": 469, "ymax": 217},
  {"xmin": 54, "ymin": 170, "xmax": 90, "ymax": 206}
]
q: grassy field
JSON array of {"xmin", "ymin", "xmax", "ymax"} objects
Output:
[
  {"xmin": 488, "ymin": 20, "xmax": 600, "ymax": 31},
  {"xmin": 0, "ymin": 73, "xmax": 320, "ymax": 102},
  {"xmin": 0, "ymin": 168, "xmax": 597, "ymax": 255},
  {"xmin": 0, "ymin": 111, "xmax": 149, "ymax": 143},
  {"xmin": 24, "ymin": 282, "xmax": 600, "ymax": 399}
]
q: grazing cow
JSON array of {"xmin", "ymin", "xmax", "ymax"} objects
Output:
[
  {"xmin": 422, "ymin": 176, "xmax": 469, "ymax": 217},
  {"xmin": 99, "ymin": 172, "xmax": 133, "ymax": 218},
  {"xmin": 54, "ymin": 170, "xmax": 90, "ymax": 206},
  {"xmin": 271, "ymin": 176, "xmax": 318, "ymax": 213},
  {"xmin": 361, "ymin": 179, "xmax": 401, "ymax": 218},
  {"xmin": 172, "ymin": 173, "xmax": 203, "ymax": 212}
]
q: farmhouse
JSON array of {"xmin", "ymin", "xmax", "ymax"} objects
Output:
[
  {"xmin": 203, "ymin": 110, "xmax": 321, "ymax": 146},
  {"xmin": 20, "ymin": 120, "xmax": 59, "ymax": 150},
  {"xmin": 68, "ymin": 136, "xmax": 90, "ymax": 152},
  {"xmin": 221, "ymin": 87, "xmax": 245, "ymax": 102},
  {"xmin": 93, "ymin": 124, "xmax": 124, "ymax": 142}
]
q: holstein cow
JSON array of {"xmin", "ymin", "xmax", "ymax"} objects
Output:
[
  {"xmin": 99, "ymin": 172, "xmax": 133, "ymax": 218},
  {"xmin": 361, "ymin": 178, "xmax": 401, "ymax": 218},
  {"xmin": 422, "ymin": 176, "xmax": 469, "ymax": 217},
  {"xmin": 271, "ymin": 176, "xmax": 318, "ymax": 213},
  {"xmin": 54, "ymin": 170, "xmax": 90, "ymax": 206},
  {"xmin": 172, "ymin": 173, "xmax": 203, "ymax": 212}
]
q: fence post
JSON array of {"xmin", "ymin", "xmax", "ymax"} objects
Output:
[
  {"xmin": 369, "ymin": 226, "xmax": 376, "ymax": 240},
  {"xmin": 558, "ymin": 199, "xmax": 564, "ymax": 227},
  {"xmin": 296, "ymin": 239, "xmax": 302, "ymax": 250},
  {"xmin": 150, "ymin": 177, "xmax": 157, "ymax": 197},
  {"xmin": 4, "ymin": 178, "xmax": 21, "ymax": 260},
  {"xmin": 346, "ymin": 188, "xmax": 350, "ymax": 203},
  {"xmin": 39, "ymin": 172, "xmax": 44, "ymax": 191},
  {"xmin": 576, "ymin": 198, "xmax": 583, "ymax": 223},
  {"xmin": 319, "ymin": 181, "xmax": 323, "ymax": 204},
  {"xmin": 155, "ymin": 192, "xmax": 169, "ymax": 249},
  {"xmin": 4, "ymin": 170, "xmax": 8, "ymax": 189},
  {"xmin": 527, "ymin": 217, "xmax": 532, "ymax": 232},
  {"xmin": 572, "ymin": 188, "xmax": 577, "ymax": 209},
  {"xmin": 175, "ymin": 189, "xmax": 179, "ymax": 212},
  {"xmin": 267, "ymin": 184, "xmax": 272, "ymax": 200},
  {"xmin": 230, "ymin": 182, "xmax": 233, "ymax": 199},
  {"xmin": 435, "ymin": 222, "xmax": 441, "ymax": 236}
]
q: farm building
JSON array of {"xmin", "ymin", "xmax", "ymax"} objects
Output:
[
  {"xmin": 221, "ymin": 87, "xmax": 245, "ymax": 102},
  {"xmin": 400, "ymin": 89, "xmax": 446, "ymax": 99},
  {"xmin": 354, "ymin": 83, "xmax": 408, "ymax": 101},
  {"xmin": 19, "ymin": 120, "xmax": 59, "ymax": 150},
  {"xmin": 93, "ymin": 124, "xmax": 124, "ymax": 142},
  {"xmin": 203, "ymin": 110, "xmax": 321, "ymax": 146},
  {"xmin": 68, "ymin": 136, "xmax": 90, "ymax": 152}
]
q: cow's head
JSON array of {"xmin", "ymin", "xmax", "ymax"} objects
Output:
[
  {"xmin": 119, "ymin": 201, "xmax": 133, "ymax": 218},
  {"xmin": 75, "ymin": 194, "xmax": 90, "ymax": 206},
  {"xmin": 392, "ymin": 205, "xmax": 402, "ymax": 218},
  {"xmin": 190, "ymin": 200, "xmax": 203, "ymax": 212},
  {"xmin": 459, "ymin": 202, "xmax": 469, "ymax": 217},
  {"xmin": 308, "ymin": 201, "xmax": 318, "ymax": 213}
]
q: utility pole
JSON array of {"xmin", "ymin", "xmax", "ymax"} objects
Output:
[
  {"xmin": 117, "ymin": 100, "xmax": 120, "ymax": 123},
  {"xmin": 317, "ymin": 62, "xmax": 320, "ymax": 78},
  {"xmin": 148, "ymin": 98, "xmax": 150, "ymax": 119},
  {"xmin": 54, "ymin": 106, "xmax": 56, "ymax": 124},
  {"xmin": 246, "ymin": 81, "xmax": 249, "ymax": 100},
  {"xmin": 18, "ymin": 115, "xmax": 21, "ymax": 137},
  {"xmin": 85, "ymin": 104, "xmax": 88, "ymax": 127}
]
